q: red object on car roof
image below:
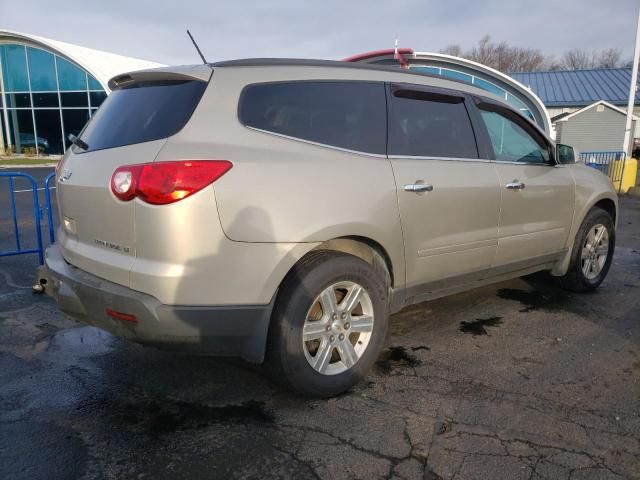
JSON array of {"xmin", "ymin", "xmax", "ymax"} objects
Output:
[{"xmin": 342, "ymin": 48, "xmax": 414, "ymax": 68}]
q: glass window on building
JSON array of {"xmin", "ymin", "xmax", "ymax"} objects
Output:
[
  {"xmin": 27, "ymin": 47, "xmax": 57, "ymax": 91},
  {"xmin": 440, "ymin": 68, "xmax": 473, "ymax": 83},
  {"xmin": 411, "ymin": 66, "xmax": 441, "ymax": 76},
  {"xmin": 7, "ymin": 109, "xmax": 35, "ymax": 153},
  {"xmin": 472, "ymin": 77, "xmax": 505, "ymax": 98},
  {"xmin": 88, "ymin": 75, "xmax": 103, "ymax": 91},
  {"xmin": 57, "ymin": 57, "xmax": 87, "ymax": 91},
  {"xmin": 5, "ymin": 92, "xmax": 31, "ymax": 108},
  {"xmin": 408, "ymin": 64, "xmax": 538, "ymax": 126},
  {"xmin": 32, "ymin": 92, "xmax": 59, "ymax": 108},
  {"xmin": 0, "ymin": 43, "xmax": 107, "ymax": 155},
  {"xmin": 0, "ymin": 45, "xmax": 29, "ymax": 92},
  {"xmin": 62, "ymin": 109, "xmax": 90, "ymax": 149},
  {"xmin": 61, "ymin": 92, "xmax": 89, "ymax": 108},
  {"xmin": 505, "ymin": 93, "xmax": 534, "ymax": 121},
  {"xmin": 0, "ymin": 108, "xmax": 7, "ymax": 151},
  {"xmin": 34, "ymin": 109, "xmax": 63, "ymax": 154},
  {"xmin": 89, "ymin": 91, "xmax": 107, "ymax": 108}
]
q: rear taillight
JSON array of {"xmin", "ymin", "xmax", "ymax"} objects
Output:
[{"xmin": 110, "ymin": 160, "xmax": 232, "ymax": 205}]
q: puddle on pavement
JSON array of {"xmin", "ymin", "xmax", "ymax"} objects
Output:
[
  {"xmin": 496, "ymin": 288, "xmax": 571, "ymax": 312},
  {"xmin": 375, "ymin": 346, "xmax": 421, "ymax": 373},
  {"xmin": 117, "ymin": 398, "xmax": 273, "ymax": 434},
  {"xmin": 459, "ymin": 316, "xmax": 503, "ymax": 336},
  {"xmin": 46, "ymin": 326, "xmax": 115, "ymax": 358}
]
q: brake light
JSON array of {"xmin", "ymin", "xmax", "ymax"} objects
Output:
[{"xmin": 110, "ymin": 160, "xmax": 232, "ymax": 205}]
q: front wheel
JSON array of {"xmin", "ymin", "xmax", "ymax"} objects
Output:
[
  {"xmin": 559, "ymin": 207, "xmax": 615, "ymax": 292},
  {"xmin": 267, "ymin": 251, "xmax": 389, "ymax": 397}
]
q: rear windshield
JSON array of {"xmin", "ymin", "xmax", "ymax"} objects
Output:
[{"xmin": 76, "ymin": 80, "xmax": 207, "ymax": 153}]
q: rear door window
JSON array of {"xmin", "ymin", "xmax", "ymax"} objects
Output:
[
  {"xmin": 77, "ymin": 80, "xmax": 207, "ymax": 153},
  {"xmin": 239, "ymin": 81, "xmax": 386, "ymax": 155},
  {"xmin": 388, "ymin": 87, "xmax": 478, "ymax": 159}
]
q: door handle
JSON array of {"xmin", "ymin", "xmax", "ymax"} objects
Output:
[
  {"xmin": 404, "ymin": 183, "xmax": 434, "ymax": 193},
  {"xmin": 505, "ymin": 180, "xmax": 525, "ymax": 190}
]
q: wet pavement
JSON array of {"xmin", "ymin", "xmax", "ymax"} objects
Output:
[{"xmin": 1, "ymin": 173, "xmax": 639, "ymax": 479}]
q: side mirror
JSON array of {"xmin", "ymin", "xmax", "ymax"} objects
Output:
[{"xmin": 556, "ymin": 144, "xmax": 576, "ymax": 164}]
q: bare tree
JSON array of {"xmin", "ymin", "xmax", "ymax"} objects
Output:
[
  {"xmin": 597, "ymin": 48, "xmax": 622, "ymax": 68},
  {"xmin": 437, "ymin": 36, "xmax": 624, "ymax": 72},
  {"xmin": 463, "ymin": 35, "xmax": 546, "ymax": 72},
  {"xmin": 439, "ymin": 44, "xmax": 462, "ymax": 57},
  {"xmin": 467, "ymin": 35, "xmax": 497, "ymax": 67},
  {"xmin": 560, "ymin": 49, "xmax": 597, "ymax": 69},
  {"xmin": 542, "ymin": 56, "xmax": 564, "ymax": 71},
  {"xmin": 506, "ymin": 47, "xmax": 547, "ymax": 72}
]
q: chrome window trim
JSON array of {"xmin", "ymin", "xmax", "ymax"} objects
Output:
[
  {"xmin": 244, "ymin": 125, "xmax": 388, "ymax": 158},
  {"xmin": 387, "ymin": 154, "xmax": 492, "ymax": 164},
  {"xmin": 387, "ymin": 155, "xmax": 558, "ymax": 167},
  {"xmin": 492, "ymin": 159, "xmax": 557, "ymax": 167}
]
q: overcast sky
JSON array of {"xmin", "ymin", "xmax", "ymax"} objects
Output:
[{"xmin": 1, "ymin": 0, "xmax": 638, "ymax": 65}]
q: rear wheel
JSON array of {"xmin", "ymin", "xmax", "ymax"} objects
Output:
[
  {"xmin": 559, "ymin": 207, "xmax": 615, "ymax": 292},
  {"xmin": 267, "ymin": 251, "xmax": 389, "ymax": 397}
]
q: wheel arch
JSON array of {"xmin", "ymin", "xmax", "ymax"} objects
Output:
[
  {"xmin": 310, "ymin": 236, "xmax": 396, "ymax": 288},
  {"xmin": 269, "ymin": 236, "xmax": 399, "ymax": 319},
  {"xmin": 593, "ymin": 198, "xmax": 617, "ymax": 226},
  {"xmin": 551, "ymin": 194, "xmax": 618, "ymax": 276}
]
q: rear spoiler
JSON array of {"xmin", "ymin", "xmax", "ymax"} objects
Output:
[{"xmin": 109, "ymin": 64, "xmax": 213, "ymax": 90}]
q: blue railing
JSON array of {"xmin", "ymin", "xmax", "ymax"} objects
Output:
[
  {"xmin": 43, "ymin": 172, "xmax": 56, "ymax": 245},
  {"xmin": 579, "ymin": 151, "xmax": 626, "ymax": 193},
  {"xmin": 0, "ymin": 171, "xmax": 56, "ymax": 264}
]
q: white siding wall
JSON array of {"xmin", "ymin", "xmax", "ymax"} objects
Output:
[
  {"xmin": 548, "ymin": 107, "xmax": 578, "ymax": 118},
  {"xmin": 556, "ymin": 104, "xmax": 634, "ymax": 154}
]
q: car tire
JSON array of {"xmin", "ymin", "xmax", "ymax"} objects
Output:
[
  {"xmin": 267, "ymin": 250, "xmax": 389, "ymax": 397},
  {"xmin": 559, "ymin": 207, "xmax": 615, "ymax": 292}
]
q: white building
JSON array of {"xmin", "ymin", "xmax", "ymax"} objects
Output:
[{"xmin": 0, "ymin": 29, "xmax": 164, "ymax": 154}]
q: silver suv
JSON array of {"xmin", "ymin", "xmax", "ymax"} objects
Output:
[{"xmin": 38, "ymin": 59, "xmax": 617, "ymax": 397}]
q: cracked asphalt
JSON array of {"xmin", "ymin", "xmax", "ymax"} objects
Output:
[{"xmin": 1, "ymin": 168, "xmax": 639, "ymax": 479}]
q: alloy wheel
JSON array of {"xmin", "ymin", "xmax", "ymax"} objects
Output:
[
  {"xmin": 581, "ymin": 224, "xmax": 609, "ymax": 280},
  {"xmin": 302, "ymin": 281, "xmax": 374, "ymax": 375}
]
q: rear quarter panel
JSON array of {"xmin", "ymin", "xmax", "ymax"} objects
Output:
[{"xmin": 157, "ymin": 67, "xmax": 406, "ymax": 287}]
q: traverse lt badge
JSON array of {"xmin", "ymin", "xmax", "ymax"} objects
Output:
[{"xmin": 59, "ymin": 168, "xmax": 72, "ymax": 183}]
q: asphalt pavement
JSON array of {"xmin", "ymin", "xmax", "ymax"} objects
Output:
[{"xmin": 0, "ymin": 168, "xmax": 638, "ymax": 479}]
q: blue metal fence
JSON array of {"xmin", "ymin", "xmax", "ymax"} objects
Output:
[
  {"xmin": 43, "ymin": 172, "xmax": 56, "ymax": 245},
  {"xmin": 0, "ymin": 171, "xmax": 56, "ymax": 264},
  {"xmin": 579, "ymin": 151, "xmax": 626, "ymax": 193}
]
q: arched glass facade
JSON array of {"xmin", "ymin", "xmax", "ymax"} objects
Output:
[
  {"xmin": 408, "ymin": 65, "xmax": 535, "ymax": 121},
  {"xmin": 0, "ymin": 43, "xmax": 107, "ymax": 155},
  {"xmin": 369, "ymin": 58, "xmax": 538, "ymax": 124}
]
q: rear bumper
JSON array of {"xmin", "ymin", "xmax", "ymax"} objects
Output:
[{"xmin": 36, "ymin": 244, "xmax": 274, "ymax": 363}]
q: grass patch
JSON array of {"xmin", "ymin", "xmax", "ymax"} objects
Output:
[{"xmin": 0, "ymin": 156, "xmax": 58, "ymax": 166}]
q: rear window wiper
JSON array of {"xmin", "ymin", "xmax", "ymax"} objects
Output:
[{"xmin": 68, "ymin": 134, "xmax": 89, "ymax": 151}]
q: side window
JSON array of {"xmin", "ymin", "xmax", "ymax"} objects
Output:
[
  {"xmin": 478, "ymin": 107, "xmax": 552, "ymax": 164},
  {"xmin": 239, "ymin": 81, "xmax": 386, "ymax": 155},
  {"xmin": 388, "ymin": 88, "xmax": 478, "ymax": 158}
]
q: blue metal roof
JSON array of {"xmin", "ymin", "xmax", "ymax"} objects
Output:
[{"xmin": 509, "ymin": 68, "xmax": 639, "ymax": 107}]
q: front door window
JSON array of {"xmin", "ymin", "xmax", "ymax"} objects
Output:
[{"xmin": 479, "ymin": 106, "xmax": 552, "ymax": 165}]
